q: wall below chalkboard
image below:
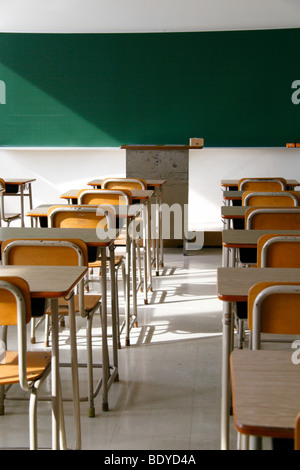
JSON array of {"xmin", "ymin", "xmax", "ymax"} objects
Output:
[{"xmin": 0, "ymin": 29, "xmax": 299, "ymax": 147}]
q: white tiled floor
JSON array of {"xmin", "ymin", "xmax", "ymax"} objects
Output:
[{"xmin": 0, "ymin": 247, "xmax": 240, "ymax": 450}]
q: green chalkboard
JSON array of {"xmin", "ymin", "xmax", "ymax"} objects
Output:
[{"xmin": 0, "ymin": 29, "xmax": 299, "ymax": 147}]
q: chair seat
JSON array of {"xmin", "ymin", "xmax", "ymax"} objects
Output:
[
  {"xmin": 46, "ymin": 294, "xmax": 101, "ymax": 315},
  {"xmin": 0, "ymin": 350, "xmax": 51, "ymax": 385}
]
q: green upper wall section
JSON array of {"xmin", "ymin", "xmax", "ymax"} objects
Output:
[{"xmin": 0, "ymin": 29, "xmax": 299, "ymax": 147}]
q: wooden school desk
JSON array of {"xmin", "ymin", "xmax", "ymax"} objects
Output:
[
  {"xmin": 0, "ymin": 264, "xmax": 87, "ymax": 450},
  {"xmin": 222, "ymin": 229, "xmax": 300, "ymax": 267},
  {"xmin": 59, "ymin": 190, "xmax": 154, "ymax": 303},
  {"xmin": 0, "ymin": 226, "xmax": 119, "ymax": 414},
  {"xmin": 231, "ymin": 349, "xmax": 300, "ymax": 445},
  {"xmin": 4, "ymin": 178, "xmax": 36, "ymax": 227},
  {"xmin": 87, "ymin": 179, "xmax": 167, "ymax": 274},
  {"xmin": 217, "ymin": 266, "xmax": 300, "ymax": 450}
]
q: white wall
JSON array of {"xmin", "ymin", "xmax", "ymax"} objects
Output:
[
  {"xmin": 188, "ymin": 148, "xmax": 300, "ymax": 232},
  {"xmin": 0, "ymin": 149, "xmax": 126, "ymax": 222},
  {"xmin": 1, "ymin": 0, "xmax": 300, "ymax": 227}
]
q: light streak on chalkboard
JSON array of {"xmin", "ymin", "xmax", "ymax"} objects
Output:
[{"xmin": 0, "ymin": 80, "xmax": 6, "ymax": 104}]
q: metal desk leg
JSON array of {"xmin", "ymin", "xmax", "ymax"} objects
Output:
[
  {"xmin": 230, "ymin": 247, "xmax": 236, "ymax": 267},
  {"xmin": 50, "ymin": 298, "xmax": 63, "ymax": 450},
  {"xmin": 158, "ymin": 187, "xmax": 164, "ymax": 268},
  {"xmin": 125, "ymin": 219, "xmax": 131, "ymax": 346},
  {"xmin": 155, "ymin": 192, "xmax": 160, "ymax": 276},
  {"xmin": 28, "ymin": 183, "xmax": 34, "ymax": 227},
  {"xmin": 131, "ymin": 236, "xmax": 138, "ymax": 328},
  {"xmin": 221, "ymin": 300, "xmax": 233, "ymax": 450},
  {"xmin": 222, "ymin": 246, "xmax": 229, "ymax": 268},
  {"xmin": 100, "ymin": 246, "xmax": 109, "ymax": 411},
  {"xmin": 146, "ymin": 201, "xmax": 152, "ymax": 297},
  {"xmin": 109, "ymin": 243, "xmax": 119, "ymax": 380},
  {"xmin": 68, "ymin": 293, "xmax": 81, "ymax": 450},
  {"xmin": 142, "ymin": 205, "xmax": 148, "ymax": 305},
  {"xmin": 20, "ymin": 185, "xmax": 25, "ymax": 227}
]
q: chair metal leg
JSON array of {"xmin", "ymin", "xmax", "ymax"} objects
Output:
[
  {"xmin": 29, "ymin": 387, "xmax": 38, "ymax": 450},
  {"xmin": 86, "ymin": 313, "xmax": 95, "ymax": 418}
]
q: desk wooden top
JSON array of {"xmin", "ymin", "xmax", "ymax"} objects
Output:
[
  {"xmin": 231, "ymin": 350, "xmax": 300, "ymax": 439},
  {"xmin": 217, "ymin": 267, "xmax": 300, "ymax": 302},
  {"xmin": 87, "ymin": 179, "xmax": 166, "ymax": 188},
  {"xmin": 222, "ymin": 229, "xmax": 300, "ymax": 248},
  {"xmin": 221, "ymin": 179, "xmax": 300, "ymax": 188},
  {"xmin": 222, "ymin": 190, "xmax": 244, "ymax": 200},
  {"xmin": 0, "ymin": 227, "xmax": 118, "ymax": 247},
  {"xmin": 0, "ymin": 265, "xmax": 87, "ymax": 299},
  {"xmin": 60, "ymin": 189, "xmax": 153, "ymax": 201},
  {"xmin": 221, "ymin": 206, "xmax": 247, "ymax": 218}
]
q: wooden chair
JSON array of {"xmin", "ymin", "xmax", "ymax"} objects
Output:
[
  {"xmin": 238, "ymin": 177, "xmax": 287, "ymax": 192},
  {"xmin": 242, "ymin": 191, "xmax": 300, "ymax": 207},
  {"xmin": 0, "ymin": 178, "xmax": 22, "ymax": 226},
  {"xmin": 237, "ymin": 213, "xmax": 300, "ymax": 347},
  {"xmin": 237, "ymin": 234, "xmax": 300, "ymax": 350},
  {"xmin": 102, "ymin": 177, "xmax": 147, "ymax": 190},
  {"xmin": 0, "ymin": 276, "xmax": 54, "ymax": 449},
  {"xmin": 1, "ymin": 238, "xmax": 102, "ymax": 418}
]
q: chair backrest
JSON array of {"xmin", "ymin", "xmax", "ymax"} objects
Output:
[
  {"xmin": 257, "ymin": 234, "xmax": 300, "ymax": 267},
  {"xmin": 77, "ymin": 188, "xmax": 132, "ymax": 206},
  {"xmin": 242, "ymin": 191, "xmax": 300, "ymax": 207},
  {"xmin": 1, "ymin": 239, "xmax": 88, "ymax": 318},
  {"xmin": 1, "ymin": 238, "xmax": 88, "ymax": 267},
  {"xmin": 245, "ymin": 207, "xmax": 300, "ymax": 230},
  {"xmin": 238, "ymin": 178, "xmax": 287, "ymax": 191},
  {"xmin": 248, "ymin": 282, "xmax": 300, "ymax": 349},
  {"xmin": 102, "ymin": 177, "xmax": 147, "ymax": 190},
  {"xmin": 47, "ymin": 205, "xmax": 112, "ymax": 229}
]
